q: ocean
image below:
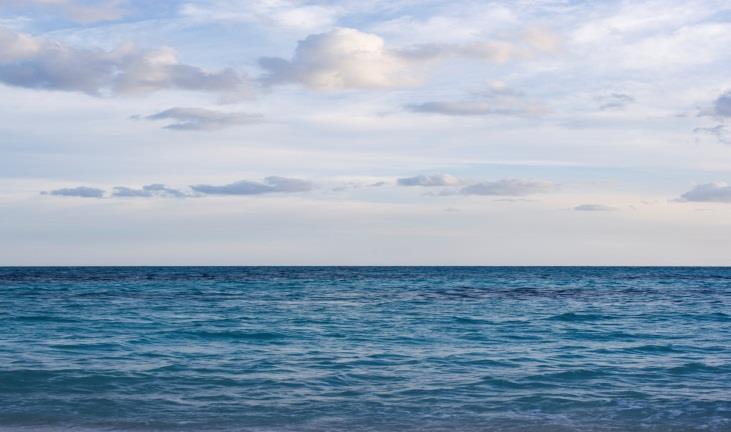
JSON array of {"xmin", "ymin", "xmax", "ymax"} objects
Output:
[{"xmin": 0, "ymin": 267, "xmax": 729, "ymax": 431}]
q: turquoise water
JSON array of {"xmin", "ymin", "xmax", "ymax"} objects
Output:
[{"xmin": 1, "ymin": 267, "xmax": 729, "ymax": 431}]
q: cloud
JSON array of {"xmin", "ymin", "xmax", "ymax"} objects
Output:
[
  {"xmin": 597, "ymin": 93, "xmax": 635, "ymax": 111},
  {"xmin": 677, "ymin": 182, "xmax": 731, "ymax": 203},
  {"xmin": 111, "ymin": 184, "xmax": 187, "ymax": 198},
  {"xmin": 259, "ymin": 27, "xmax": 416, "ymax": 90},
  {"xmin": 259, "ymin": 27, "xmax": 558, "ymax": 90},
  {"xmin": 693, "ymin": 91, "xmax": 731, "ymax": 144},
  {"xmin": 4, "ymin": 0, "xmax": 127, "ymax": 23},
  {"xmin": 0, "ymin": 27, "xmax": 250, "ymax": 98},
  {"xmin": 694, "ymin": 124, "xmax": 729, "ymax": 144},
  {"xmin": 397, "ymin": 174, "xmax": 461, "ymax": 187},
  {"xmin": 574, "ymin": 204, "xmax": 617, "ymax": 211},
  {"xmin": 398, "ymin": 28, "xmax": 559, "ymax": 63},
  {"xmin": 406, "ymin": 81, "xmax": 545, "ymax": 117},
  {"xmin": 41, "ymin": 186, "xmax": 105, "ymax": 198},
  {"xmin": 459, "ymin": 179, "xmax": 555, "ymax": 196},
  {"xmin": 406, "ymin": 100, "xmax": 540, "ymax": 117},
  {"xmin": 714, "ymin": 90, "xmax": 731, "ymax": 118},
  {"xmin": 191, "ymin": 176, "xmax": 314, "ymax": 195},
  {"xmin": 180, "ymin": 0, "xmax": 342, "ymax": 32},
  {"xmin": 39, "ymin": 179, "xmax": 312, "ymax": 199},
  {"xmin": 141, "ymin": 107, "xmax": 263, "ymax": 130}
]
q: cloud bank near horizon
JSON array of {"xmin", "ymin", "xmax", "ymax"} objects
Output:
[{"xmin": 191, "ymin": 177, "xmax": 315, "ymax": 195}]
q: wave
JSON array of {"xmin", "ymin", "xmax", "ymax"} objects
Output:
[{"xmin": 547, "ymin": 312, "xmax": 615, "ymax": 322}]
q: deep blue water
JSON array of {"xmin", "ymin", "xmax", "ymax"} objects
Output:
[{"xmin": 0, "ymin": 267, "xmax": 730, "ymax": 431}]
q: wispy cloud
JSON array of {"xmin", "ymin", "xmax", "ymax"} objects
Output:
[
  {"xmin": 406, "ymin": 100, "xmax": 541, "ymax": 116},
  {"xmin": 597, "ymin": 93, "xmax": 635, "ymax": 111},
  {"xmin": 141, "ymin": 107, "xmax": 264, "ymax": 130},
  {"xmin": 5, "ymin": 0, "xmax": 127, "ymax": 23},
  {"xmin": 406, "ymin": 81, "xmax": 545, "ymax": 117},
  {"xmin": 694, "ymin": 124, "xmax": 729, "ymax": 144},
  {"xmin": 180, "ymin": 0, "xmax": 342, "ymax": 32},
  {"xmin": 191, "ymin": 176, "xmax": 314, "ymax": 195},
  {"xmin": 459, "ymin": 179, "xmax": 556, "ymax": 196},
  {"xmin": 574, "ymin": 204, "xmax": 617, "ymax": 211}
]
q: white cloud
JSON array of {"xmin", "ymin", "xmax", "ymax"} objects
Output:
[
  {"xmin": 259, "ymin": 27, "xmax": 418, "ymax": 90},
  {"xmin": 191, "ymin": 176, "xmax": 314, "ymax": 195},
  {"xmin": 397, "ymin": 174, "xmax": 461, "ymax": 187},
  {"xmin": 41, "ymin": 186, "xmax": 105, "ymax": 198},
  {"xmin": 570, "ymin": 1, "xmax": 731, "ymax": 71},
  {"xmin": 677, "ymin": 182, "xmax": 731, "ymax": 203},
  {"xmin": 259, "ymin": 26, "xmax": 559, "ymax": 90},
  {"xmin": 459, "ymin": 179, "xmax": 556, "ymax": 196},
  {"xmin": 0, "ymin": 27, "xmax": 250, "ymax": 98},
  {"xmin": 142, "ymin": 107, "xmax": 264, "ymax": 130}
]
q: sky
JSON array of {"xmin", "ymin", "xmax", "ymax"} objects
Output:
[{"xmin": 1, "ymin": 0, "xmax": 731, "ymax": 265}]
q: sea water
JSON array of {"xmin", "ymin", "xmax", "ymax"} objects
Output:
[{"xmin": 0, "ymin": 267, "xmax": 729, "ymax": 431}]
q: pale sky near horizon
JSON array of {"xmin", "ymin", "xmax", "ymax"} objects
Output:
[{"xmin": 1, "ymin": 0, "xmax": 731, "ymax": 265}]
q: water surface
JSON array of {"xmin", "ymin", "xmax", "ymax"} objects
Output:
[{"xmin": 1, "ymin": 267, "xmax": 729, "ymax": 431}]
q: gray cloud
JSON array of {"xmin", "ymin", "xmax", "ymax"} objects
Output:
[
  {"xmin": 714, "ymin": 90, "xmax": 731, "ymax": 118},
  {"xmin": 191, "ymin": 176, "xmax": 314, "ymax": 196},
  {"xmin": 142, "ymin": 107, "xmax": 263, "ymax": 130},
  {"xmin": 42, "ymin": 186, "xmax": 105, "ymax": 198},
  {"xmin": 397, "ymin": 174, "xmax": 460, "ymax": 187},
  {"xmin": 574, "ymin": 204, "xmax": 617, "ymax": 211},
  {"xmin": 406, "ymin": 81, "xmax": 545, "ymax": 117},
  {"xmin": 677, "ymin": 182, "xmax": 731, "ymax": 203},
  {"xmin": 406, "ymin": 100, "xmax": 539, "ymax": 117},
  {"xmin": 0, "ymin": 27, "xmax": 249, "ymax": 98},
  {"xmin": 259, "ymin": 27, "xmax": 558, "ymax": 90},
  {"xmin": 459, "ymin": 179, "xmax": 555, "ymax": 196},
  {"xmin": 694, "ymin": 124, "xmax": 729, "ymax": 144},
  {"xmin": 598, "ymin": 93, "xmax": 635, "ymax": 110},
  {"xmin": 691, "ymin": 91, "xmax": 731, "ymax": 144},
  {"xmin": 112, "ymin": 184, "xmax": 187, "ymax": 198}
]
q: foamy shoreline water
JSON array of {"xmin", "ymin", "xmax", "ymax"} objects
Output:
[{"xmin": 1, "ymin": 267, "xmax": 729, "ymax": 431}]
